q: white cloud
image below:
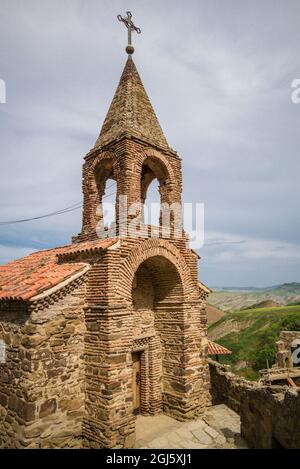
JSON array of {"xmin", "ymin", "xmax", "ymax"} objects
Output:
[
  {"xmin": 0, "ymin": 0, "xmax": 299, "ymax": 285},
  {"xmin": 204, "ymin": 232, "xmax": 300, "ymax": 262},
  {"xmin": 0, "ymin": 244, "xmax": 36, "ymax": 265}
]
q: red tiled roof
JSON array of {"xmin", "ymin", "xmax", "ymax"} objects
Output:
[
  {"xmin": 0, "ymin": 238, "xmax": 118, "ymax": 301},
  {"xmin": 57, "ymin": 238, "xmax": 118, "ymax": 261},
  {"xmin": 208, "ymin": 340, "xmax": 232, "ymax": 355}
]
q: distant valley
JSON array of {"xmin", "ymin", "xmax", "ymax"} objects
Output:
[
  {"xmin": 206, "ymin": 283, "xmax": 300, "ymax": 381},
  {"xmin": 208, "ymin": 282, "xmax": 300, "ymax": 313}
]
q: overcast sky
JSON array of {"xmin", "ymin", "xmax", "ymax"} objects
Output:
[{"xmin": 0, "ymin": 0, "xmax": 300, "ymax": 287}]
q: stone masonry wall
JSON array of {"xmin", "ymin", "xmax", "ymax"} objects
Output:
[
  {"xmin": 241, "ymin": 385, "xmax": 300, "ymax": 449},
  {"xmin": 0, "ymin": 301, "xmax": 30, "ymax": 448},
  {"xmin": 209, "ymin": 359, "xmax": 255, "ymax": 414},
  {"xmin": 209, "ymin": 359, "xmax": 300, "ymax": 449},
  {"xmin": 0, "ymin": 279, "xmax": 86, "ymax": 448}
]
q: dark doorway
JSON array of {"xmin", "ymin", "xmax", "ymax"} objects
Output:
[{"xmin": 132, "ymin": 352, "xmax": 141, "ymax": 414}]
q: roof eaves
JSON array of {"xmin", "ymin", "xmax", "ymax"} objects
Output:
[{"xmin": 30, "ymin": 264, "xmax": 90, "ymax": 302}]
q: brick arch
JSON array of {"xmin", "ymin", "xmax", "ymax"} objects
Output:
[
  {"xmin": 82, "ymin": 151, "xmax": 120, "ymax": 233},
  {"xmin": 141, "ymin": 148, "xmax": 175, "ymax": 179},
  {"xmin": 118, "ymin": 239, "xmax": 199, "ymax": 302},
  {"xmin": 135, "ymin": 148, "xmax": 176, "ymax": 190},
  {"xmin": 87, "ymin": 151, "xmax": 119, "ymax": 183},
  {"xmin": 129, "ymin": 148, "xmax": 181, "ymax": 230}
]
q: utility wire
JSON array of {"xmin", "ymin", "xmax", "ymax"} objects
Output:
[
  {"xmin": 0, "ymin": 182, "xmax": 117, "ymax": 226},
  {"xmin": 0, "ymin": 202, "xmax": 83, "ymax": 225}
]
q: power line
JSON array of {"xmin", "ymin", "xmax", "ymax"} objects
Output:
[
  {"xmin": 0, "ymin": 182, "xmax": 117, "ymax": 226},
  {"xmin": 0, "ymin": 202, "xmax": 83, "ymax": 226}
]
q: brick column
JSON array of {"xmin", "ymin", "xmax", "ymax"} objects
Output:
[
  {"xmin": 156, "ymin": 300, "xmax": 211, "ymax": 420},
  {"xmin": 83, "ymin": 304, "xmax": 135, "ymax": 448}
]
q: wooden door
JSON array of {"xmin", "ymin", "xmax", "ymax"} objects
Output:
[{"xmin": 132, "ymin": 352, "xmax": 141, "ymax": 413}]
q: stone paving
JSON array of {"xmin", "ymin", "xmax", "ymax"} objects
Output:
[{"xmin": 135, "ymin": 404, "xmax": 249, "ymax": 449}]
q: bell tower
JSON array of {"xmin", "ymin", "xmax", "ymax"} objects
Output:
[
  {"xmin": 72, "ymin": 13, "xmax": 211, "ymax": 448},
  {"xmin": 73, "ymin": 13, "xmax": 183, "ymax": 243}
]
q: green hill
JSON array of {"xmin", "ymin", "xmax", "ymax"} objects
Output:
[
  {"xmin": 208, "ymin": 304, "xmax": 300, "ymax": 380},
  {"xmin": 242, "ymin": 299, "xmax": 280, "ymax": 310}
]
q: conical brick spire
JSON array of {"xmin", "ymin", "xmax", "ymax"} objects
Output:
[{"xmin": 94, "ymin": 56, "xmax": 170, "ymax": 151}]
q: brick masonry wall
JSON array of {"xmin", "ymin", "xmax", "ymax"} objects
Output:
[
  {"xmin": 209, "ymin": 359, "xmax": 300, "ymax": 449},
  {"xmin": 71, "ymin": 127, "xmax": 211, "ymax": 447},
  {"xmin": 82, "ymin": 237, "xmax": 211, "ymax": 448}
]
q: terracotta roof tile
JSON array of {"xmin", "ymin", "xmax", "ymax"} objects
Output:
[
  {"xmin": 0, "ymin": 238, "xmax": 118, "ymax": 301},
  {"xmin": 57, "ymin": 238, "xmax": 118, "ymax": 261},
  {"xmin": 207, "ymin": 340, "xmax": 232, "ymax": 355}
]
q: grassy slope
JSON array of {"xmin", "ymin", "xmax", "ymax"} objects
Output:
[{"xmin": 208, "ymin": 305, "xmax": 300, "ymax": 380}]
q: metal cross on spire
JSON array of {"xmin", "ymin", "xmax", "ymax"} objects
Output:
[{"xmin": 117, "ymin": 11, "xmax": 141, "ymax": 55}]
